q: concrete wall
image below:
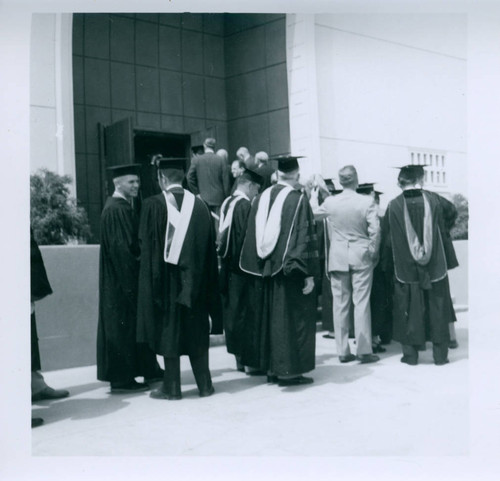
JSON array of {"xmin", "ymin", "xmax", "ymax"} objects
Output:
[
  {"xmin": 449, "ymin": 240, "xmax": 468, "ymax": 307},
  {"xmin": 36, "ymin": 245, "xmax": 99, "ymax": 371}
]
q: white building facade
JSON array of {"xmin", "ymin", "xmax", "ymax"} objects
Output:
[{"xmin": 287, "ymin": 14, "xmax": 467, "ymax": 205}]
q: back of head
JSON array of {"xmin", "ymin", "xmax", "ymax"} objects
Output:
[
  {"xmin": 255, "ymin": 151, "xmax": 269, "ymax": 163},
  {"xmin": 236, "ymin": 146, "xmax": 250, "ymax": 160},
  {"xmin": 338, "ymin": 165, "xmax": 358, "ymax": 188},
  {"xmin": 398, "ymin": 165, "xmax": 424, "ymax": 188},
  {"xmin": 216, "ymin": 149, "xmax": 228, "ymax": 162},
  {"xmin": 204, "ymin": 138, "xmax": 216, "ymax": 151},
  {"xmin": 159, "ymin": 167, "xmax": 185, "ymax": 186}
]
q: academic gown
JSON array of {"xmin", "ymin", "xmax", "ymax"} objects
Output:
[
  {"xmin": 97, "ymin": 197, "xmax": 157, "ymax": 383},
  {"xmin": 218, "ymin": 195, "xmax": 252, "ymax": 357},
  {"xmin": 136, "ymin": 190, "xmax": 223, "ymax": 358},
  {"xmin": 239, "ymin": 184, "xmax": 320, "ymax": 377},
  {"xmin": 381, "ymin": 189, "xmax": 455, "ymax": 346},
  {"xmin": 31, "ymin": 229, "xmax": 53, "ymax": 371}
]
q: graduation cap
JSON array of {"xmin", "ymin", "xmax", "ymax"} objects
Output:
[
  {"xmin": 356, "ymin": 182, "xmax": 383, "ymax": 196},
  {"xmin": 191, "ymin": 145, "xmax": 204, "ymax": 155},
  {"xmin": 271, "ymin": 155, "xmax": 305, "ymax": 173},
  {"xmin": 155, "ymin": 157, "xmax": 188, "ymax": 171},
  {"xmin": 106, "ymin": 164, "xmax": 142, "ymax": 179},
  {"xmin": 393, "ymin": 164, "xmax": 427, "ymax": 183},
  {"xmin": 239, "ymin": 167, "xmax": 265, "ymax": 186}
]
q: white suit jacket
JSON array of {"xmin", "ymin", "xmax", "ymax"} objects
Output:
[{"xmin": 313, "ymin": 190, "xmax": 381, "ymax": 272}]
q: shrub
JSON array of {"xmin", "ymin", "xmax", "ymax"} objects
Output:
[
  {"xmin": 30, "ymin": 169, "xmax": 92, "ymax": 245},
  {"xmin": 450, "ymin": 193, "xmax": 468, "ymax": 241}
]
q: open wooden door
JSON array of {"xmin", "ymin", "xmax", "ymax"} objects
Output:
[{"xmin": 104, "ymin": 117, "xmax": 135, "ymax": 167}]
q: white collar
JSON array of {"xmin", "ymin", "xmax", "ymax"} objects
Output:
[
  {"xmin": 233, "ymin": 189, "xmax": 250, "ymax": 201},
  {"xmin": 205, "ymin": 148, "xmax": 215, "ymax": 153},
  {"xmin": 112, "ymin": 191, "xmax": 129, "ymax": 202}
]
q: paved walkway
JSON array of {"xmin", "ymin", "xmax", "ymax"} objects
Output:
[{"xmin": 32, "ymin": 312, "xmax": 468, "ymax": 456}]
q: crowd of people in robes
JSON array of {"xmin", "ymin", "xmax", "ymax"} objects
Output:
[{"xmin": 30, "ymin": 136, "xmax": 461, "ymax": 424}]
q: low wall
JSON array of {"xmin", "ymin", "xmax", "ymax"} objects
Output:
[
  {"xmin": 36, "ymin": 245, "xmax": 99, "ymax": 372},
  {"xmin": 36, "ymin": 240, "xmax": 468, "ymax": 372},
  {"xmin": 448, "ymin": 240, "xmax": 468, "ymax": 307}
]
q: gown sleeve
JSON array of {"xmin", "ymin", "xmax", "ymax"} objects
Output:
[{"xmin": 283, "ymin": 194, "xmax": 320, "ymax": 279}]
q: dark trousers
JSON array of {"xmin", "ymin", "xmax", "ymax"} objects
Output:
[
  {"xmin": 31, "ymin": 312, "xmax": 41, "ymax": 372},
  {"xmin": 402, "ymin": 343, "xmax": 448, "ymax": 365},
  {"xmin": 162, "ymin": 352, "xmax": 212, "ymax": 396}
]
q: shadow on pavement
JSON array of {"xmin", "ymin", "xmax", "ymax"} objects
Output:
[{"xmin": 31, "ymin": 394, "xmax": 138, "ymax": 424}]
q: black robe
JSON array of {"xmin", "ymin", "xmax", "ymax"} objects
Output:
[
  {"xmin": 97, "ymin": 196, "xmax": 157, "ymax": 383},
  {"xmin": 239, "ymin": 185, "xmax": 320, "ymax": 377},
  {"xmin": 31, "ymin": 229, "xmax": 53, "ymax": 371},
  {"xmin": 381, "ymin": 190, "xmax": 455, "ymax": 346},
  {"xmin": 218, "ymin": 195, "xmax": 252, "ymax": 357},
  {"xmin": 136, "ymin": 190, "xmax": 223, "ymax": 358}
]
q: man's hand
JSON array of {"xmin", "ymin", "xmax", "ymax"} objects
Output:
[{"xmin": 302, "ymin": 276, "xmax": 315, "ymax": 295}]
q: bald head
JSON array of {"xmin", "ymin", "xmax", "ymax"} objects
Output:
[
  {"xmin": 338, "ymin": 165, "xmax": 358, "ymax": 189},
  {"xmin": 255, "ymin": 151, "xmax": 269, "ymax": 166}
]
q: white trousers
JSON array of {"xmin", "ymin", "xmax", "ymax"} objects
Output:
[{"xmin": 331, "ymin": 266, "xmax": 374, "ymax": 357}]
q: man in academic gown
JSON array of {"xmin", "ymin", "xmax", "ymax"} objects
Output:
[
  {"xmin": 217, "ymin": 168, "xmax": 263, "ymax": 373},
  {"xmin": 380, "ymin": 165, "xmax": 456, "ymax": 365},
  {"xmin": 239, "ymin": 155, "xmax": 320, "ymax": 387},
  {"xmin": 137, "ymin": 157, "xmax": 223, "ymax": 400},
  {"xmin": 97, "ymin": 164, "xmax": 161, "ymax": 394}
]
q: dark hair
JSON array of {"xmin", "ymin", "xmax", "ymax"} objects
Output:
[
  {"xmin": 159, "ymin": 168, "xmax": 185, "ymax": 184},
  {"xmin": 398, "ymin": 165, "xmax": 424, "ymax": 187}
]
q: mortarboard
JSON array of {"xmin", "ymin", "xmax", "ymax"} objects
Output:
[
  {"xmin": 106, "ymin": 164, "xmax": 142, "ymax": 179},
  {"xmin": 356, "ymin": 182, "xmax": 382, "ymax": 195},
  {"xmin": 156, "ymin": 157, "xmax": 188, "ymax": 171},
  {"xmin": 393, "ymin": 164, "xmax": 427, "ymax": 183},
  {"xmin": 240, "ymin": 167, "xmax": 265, "ymax": 185},
  {"xmin": 271, "ymin": 155, "xmax": 304, "ymax": 173}
]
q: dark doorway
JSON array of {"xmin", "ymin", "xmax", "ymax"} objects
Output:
[{"xmin": 134, "ymin": 130, "xmax": 191, "ymax": 200}]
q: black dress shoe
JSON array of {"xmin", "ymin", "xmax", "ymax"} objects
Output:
[
  {"xmin": 32, "ymin": 387, "xmax": 70, "ymax": 402},
  {"xmin": 199, "ymin": 386, "xmax": 215, "ymax": 397},
  {"xmin": 31, "ymin": 417, "xmax": 44, "ymax": 428},
  {"xmin": 277, "ymin": 376, "xmax": 314, "ymax": 387},
  {"xmin": 267, "ymin": 375, "xmax": 278, "ymax": 383},
  {"xmin": 400, "ymin": 356, "xmax": 418, "ymax": 366},
  {"xmin": 373, "ymin": 344, "xmax": 386, "ymax": 353},
  {"xmin": 150, "ymin": 388, "xmax": 182, "ymax": 400},
  {"xmin": 322, "ymin": 333, "xmax": 335, "ymax": 339},
  {"xmin": 435, "ymin": 359, "xmax": 450, "ymax": 366},
  {"xmin": 357, "ymin": 354, "xmax": 380, "ymax": 364},
  {"xmin": 110, "ymin": 380, "xmax": 149, "ymax": 394},
  {"xmin": 339, "ymin": 354, "xmax": 356, "ymax": 363},
  {"xmin": 245, "ymin": 370, "xmax": 266, "ymax": 376}
]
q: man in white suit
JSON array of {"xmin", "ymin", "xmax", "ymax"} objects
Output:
[{"xmin": 311, "ymin": 165, "xmax": 381, "ymax": 364}]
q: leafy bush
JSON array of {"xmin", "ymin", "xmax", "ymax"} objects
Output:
[
  {"xmin": 450, "ymin": 193, "xmax": 468, "ymax": 240},
  {"xmin": 30, "ymin": 169, "xmax": 91, "ymax": 245}
]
